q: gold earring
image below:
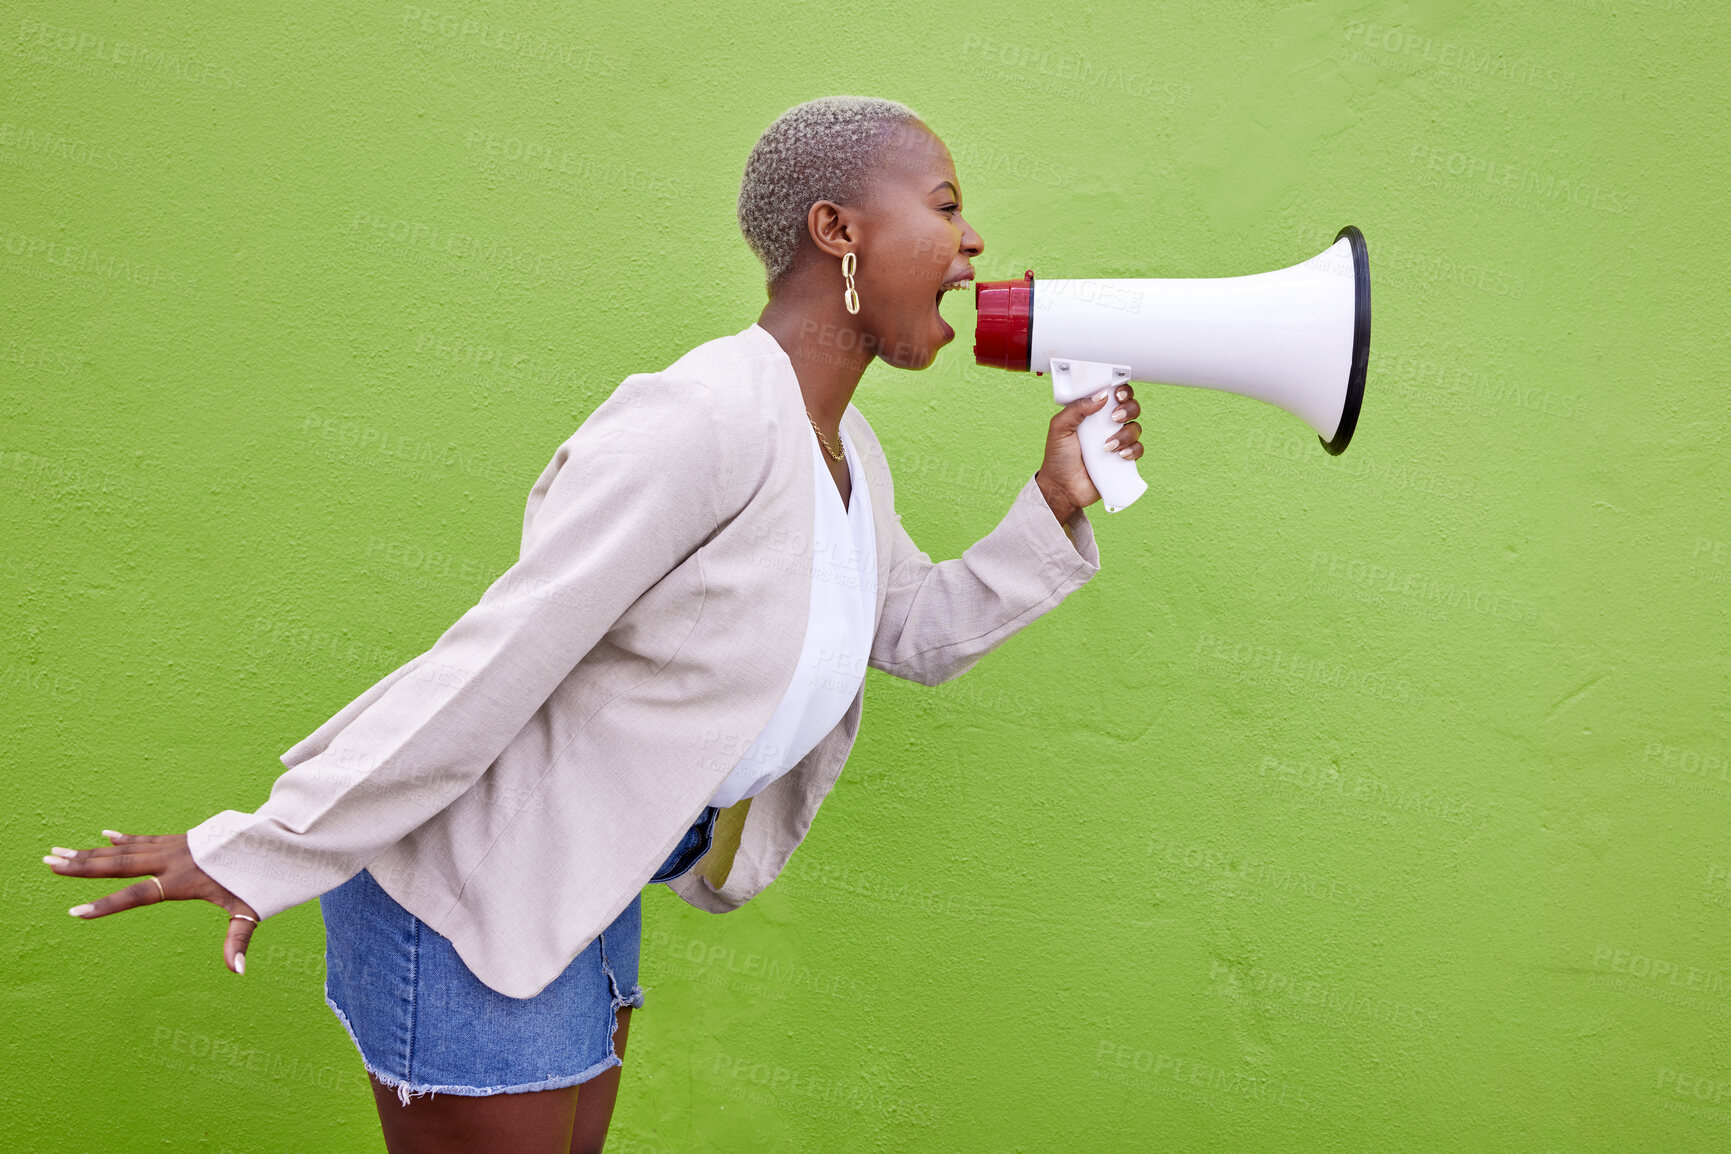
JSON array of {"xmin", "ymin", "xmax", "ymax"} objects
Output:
[{"xmin": 841, "ymin": 251, "xmax": 859, "ymax": 315}]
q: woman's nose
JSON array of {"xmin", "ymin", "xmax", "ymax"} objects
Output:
[{"xmin": 958, "ymin": 215, "xmax": 984, "ymax": 256}]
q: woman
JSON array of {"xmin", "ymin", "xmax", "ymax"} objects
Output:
[{"xmin": 43, "ymin": 96, "xmax": 1143, "ymax": 1153}]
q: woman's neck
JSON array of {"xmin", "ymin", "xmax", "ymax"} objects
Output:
[{"xmin": 755, "ymin": 276, "xmax": 873, "ymax": 430}]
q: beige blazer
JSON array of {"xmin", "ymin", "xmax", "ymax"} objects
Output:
[{"xmin": 187, "ymin": 322, "xmax": 1101, "ymax": 998}]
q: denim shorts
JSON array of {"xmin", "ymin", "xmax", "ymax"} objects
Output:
[{"xmin": 319, "ymin": 805, "xmax": 719, "ymax": 1104}]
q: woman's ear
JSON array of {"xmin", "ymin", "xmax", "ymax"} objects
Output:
[{"xmin": 806, "ymin": 199, "xmax": 857, "ymax": 261}]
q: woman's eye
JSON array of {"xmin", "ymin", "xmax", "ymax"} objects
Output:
[{"xmin": 940, "ymin": 203, "xmax": 959, "ymax": 213}]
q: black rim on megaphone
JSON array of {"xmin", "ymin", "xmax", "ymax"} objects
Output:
[{"xmin": 1321, "ymin": 224, "xmax": 1370, "ymax": 456}]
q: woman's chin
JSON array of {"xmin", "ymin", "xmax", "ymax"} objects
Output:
[
  {"xmin": 879, "ymin": 313, "xmax": 953, "ymax": 369},
  {"xmin": 917, "ymin": 314, "xmax": 953, "ymax": 369}
]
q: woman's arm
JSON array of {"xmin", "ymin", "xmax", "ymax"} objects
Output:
[
  {"xmin": 184, "ymin": 372, "xmax": 732, "ymax": 923},
  {"xmin": 868, "ymin": 385, "xmax": 1137, "ymax": 686},
  {"xmin": 868, "ymin": 471, "xmax": 1100, "ymax": 686}
]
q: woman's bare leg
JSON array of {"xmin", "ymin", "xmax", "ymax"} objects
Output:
[
  {"xmin": 366, "ymin": 1071, "xmax": 578, "ymax": 1154},
  {"xmin": 357, "ymin": 999, "xmax": 631, "ymax": 1153},
  {"xmin": 569, "ymin": 1005, "xmax": 632, "ymax": 1154}
]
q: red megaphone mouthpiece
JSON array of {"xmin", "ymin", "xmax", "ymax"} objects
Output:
[{"xmin": 972, "ymin": 270, "xmax": 1035, "ymax": 372}]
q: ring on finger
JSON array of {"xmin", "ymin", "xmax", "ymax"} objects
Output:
[
  {"xmin": 149, "ymin": 875, "xmax": 166, "ymax": 903},
  {"xmin": 229, "ymin": 913, "xmax": 258, "ymax": 925}
]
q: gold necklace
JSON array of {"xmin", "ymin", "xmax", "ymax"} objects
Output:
[{"xmin": 806, "ymin": 412, "xmax": 845, "ymax": 462}]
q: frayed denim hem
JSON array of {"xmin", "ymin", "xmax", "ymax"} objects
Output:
[
  {"xmin": 323, "ymin": 986, "xmax": 643, "ymax": 1107},
  {"xmin": 598, "ymin": 918, "xmax": 646, "ymax": 1073}
]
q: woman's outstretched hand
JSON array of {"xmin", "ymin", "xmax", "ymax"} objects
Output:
[
  {"xmin": 45, "ymin": 832, "xmax": 261, "ymax": 975},
  {"xmin": 1035, "ymin": 383, "xmax": 1143, "ymax": 525}
]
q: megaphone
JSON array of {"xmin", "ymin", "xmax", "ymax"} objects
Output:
[{"xmin": 974, "ymin": 225, "xmax": 1370, "ymax": 512}]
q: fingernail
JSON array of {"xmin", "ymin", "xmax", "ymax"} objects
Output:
[
  {"xmin": 1093, "ymin": 388, "xmax": 1109, "ymax": 401},
  {"xmin": 1118, "ymin": 447, "xmax": 1135, "ymax": 459},
  {"xmin": 1103, "ymin": 437, "xmax": 1120, "ymax": 451},
  {"xmin": 1110, "ymin": 408, "xmax": 1126, "ymax": 422},
  {"xmin": 235, "ymin": 953, "xmax": 246, "ymax": 975},
  {"xmin": 51, "ymin": 847, "xmax": 77, "ymax": 857},
  {"xmin": 102, "ymin": 830, "xmax": 124, "ymax": 839},
  {"xmin": 43, "ymin": 854, "xmax": 68, "ymax": 867},
  {"xmin": 1117, "ymin": 387, "xmax": 1128, "ymax": 401},
  {"xmin": 69, "ymin": 904, "xmax": 95, "ymax": 917}
]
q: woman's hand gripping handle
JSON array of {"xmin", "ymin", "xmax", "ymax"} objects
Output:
[{"xmin": 1036, "ymin": 376, "xmax": 1146, "ymax": 523}]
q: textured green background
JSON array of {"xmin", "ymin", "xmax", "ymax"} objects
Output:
[{"xmin": 5, "ymin": 2, "xmax": 1727, "ymax": 1150}]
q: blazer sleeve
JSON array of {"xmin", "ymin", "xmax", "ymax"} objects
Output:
[
  {"xmin": 868, "ymin": 470, "xmax": 1101, "ymax": 687},
  {"xmin": 186, "ymin": 372, "xmax": 731, "ymax": 921}
]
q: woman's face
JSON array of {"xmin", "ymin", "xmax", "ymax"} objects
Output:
[{"xmin": 849, "ymin": 123, "xmax": 985, "ymax": 370}]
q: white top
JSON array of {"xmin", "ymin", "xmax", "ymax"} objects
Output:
[{"xmin": 705, "ymin": 425, "xmax": 877, "ymax": 809}]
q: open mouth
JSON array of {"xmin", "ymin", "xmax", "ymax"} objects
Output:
[
  {"xmin": 934, "ymin": 280, "xmax": 969, "ymax": 340},
  {"xmin": 934, "ymin": 272, "xmax": 974, "ymax": 343},
  {"xmin": 937, "ymin": 279, "xmax": 970, "ymax": 299},
  {"xmin": 935, "ymin": 277, "xmax": 972, "ymax": 308}
]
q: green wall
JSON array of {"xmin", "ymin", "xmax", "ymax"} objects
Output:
[{"xmin": 5, "ymin": 2, "xmax": 1728, "ymax": 1150}]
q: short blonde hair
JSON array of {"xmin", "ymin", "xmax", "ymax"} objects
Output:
[{"xmin": 737, "ymin": 95, "xmax": 924, "ymax": 287}]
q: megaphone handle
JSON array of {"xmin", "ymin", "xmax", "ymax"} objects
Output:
[
  {"xmin": 1079, "ymin": 402, "xmax": 1150, "ymax": 514},
  {"xmin": 1050, "ymin": 358, "xmax": 1150, "ymax": 514}
]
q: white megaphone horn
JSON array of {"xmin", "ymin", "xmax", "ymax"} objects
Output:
[{"xmin": 974, "ymin": 225, "xmax": 1371, "ymax": 513}]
